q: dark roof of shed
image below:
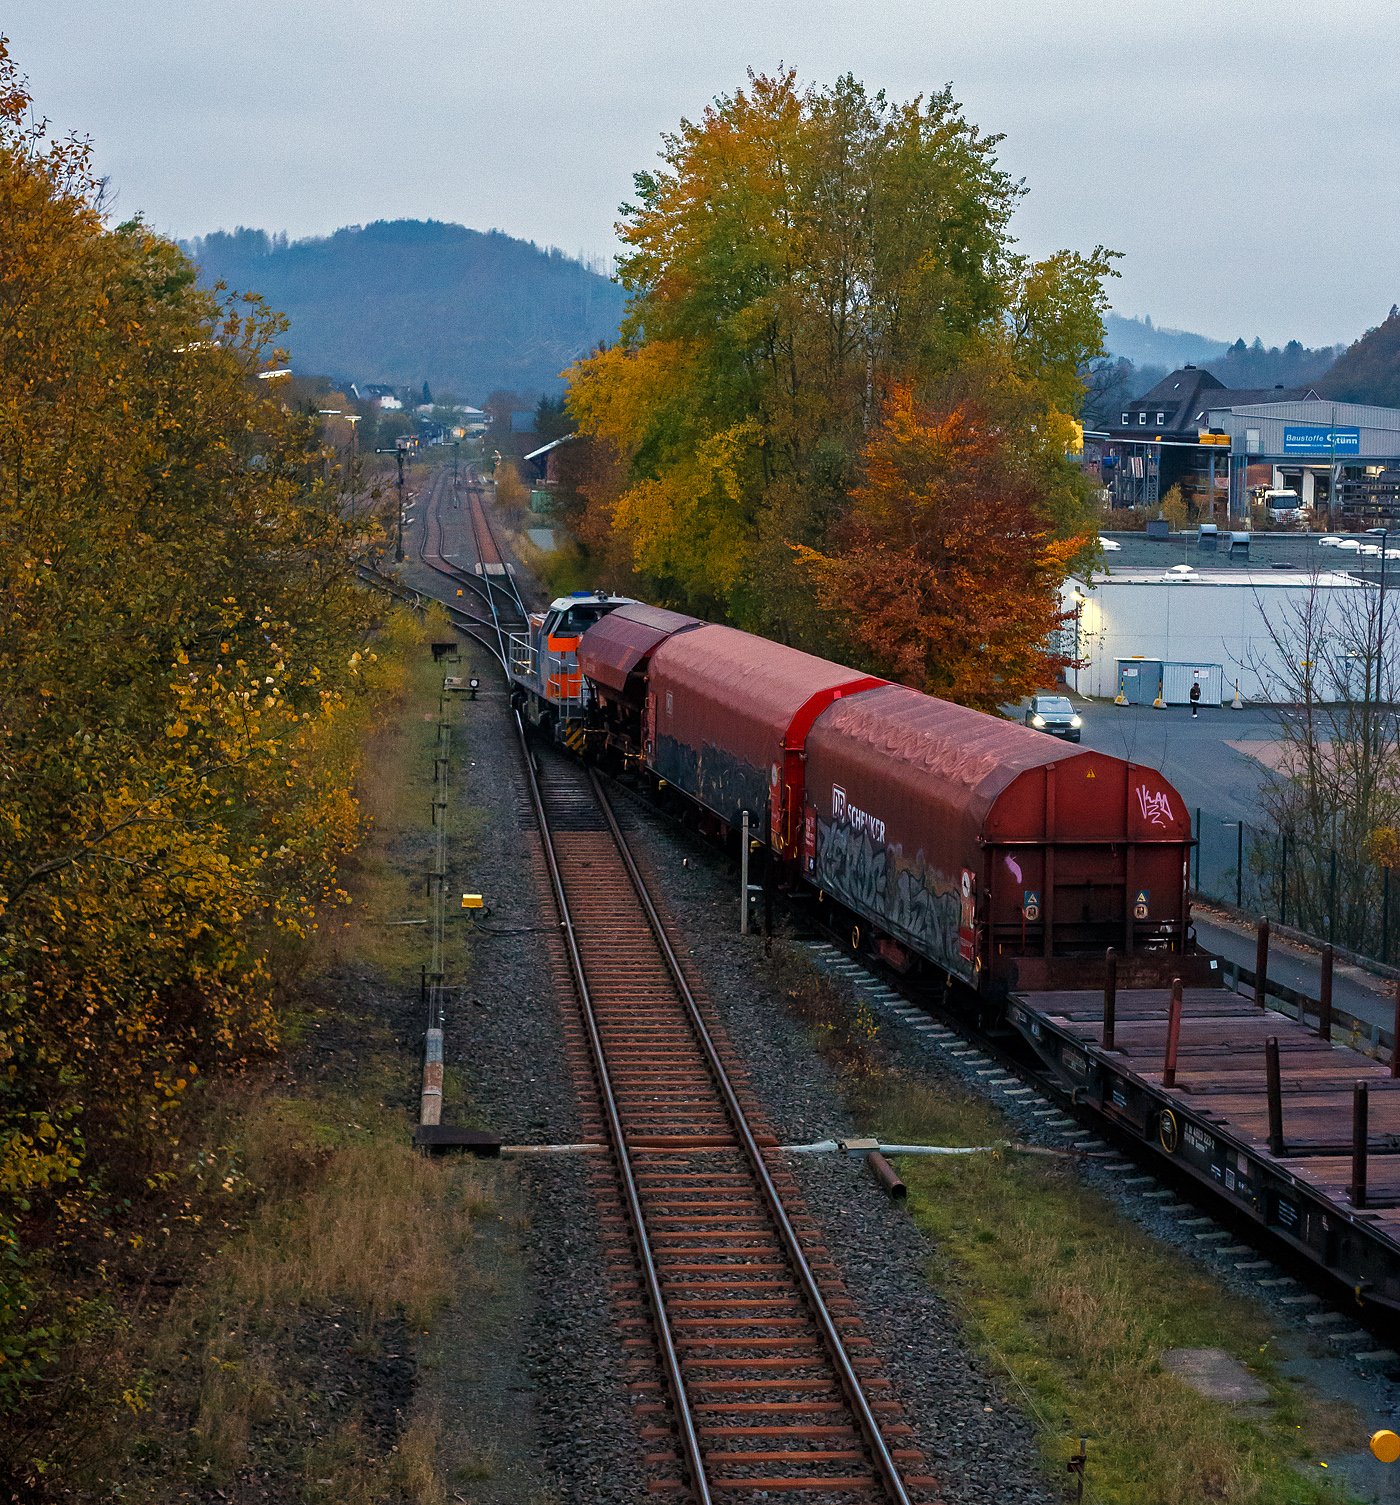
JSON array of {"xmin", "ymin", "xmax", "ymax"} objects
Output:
[
  {"xmin": 1109, "ymin": 369, "xmax": 1325, "ymax": 435},
  {"xmin": 1096, "ymin": 531, "xmax": 1368, "ymax": 573}
]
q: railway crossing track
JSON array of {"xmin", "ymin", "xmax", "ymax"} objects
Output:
[{"xmin": 518, "ymin": 734, "xmax": 937, "ymax": 1502}]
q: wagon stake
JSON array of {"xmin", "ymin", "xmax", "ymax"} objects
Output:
[
  {"xmin": 1266, "ymin": 1036, "xmax": 1285, "ymax": 1157},
  {"xmin": 1102, "ymin": 947, "xmax": 1117, "ymax": 1052},
  {"xmin": 1392, "ymin": 979, "xmax": 1400, "ymax": 1080},
  {"xmin": 1352, "ymin": 1080, "xmax": 1368, "ymax": 1210},
  {"xmin": 1255, "ymin": 916, "xmax": 1270, "ymax": 1010},
  {"xmin": 1162, "ymin": 977, "xmax": 1183, "ymax": 1089},
  {"xmin": 1319, "ymin": 944, "xmax": 1334, "ymax": 1041}
]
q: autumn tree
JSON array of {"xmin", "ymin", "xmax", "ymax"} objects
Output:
[
  {"xmin": 0, "ymin": 39, "xmax": 385, "ymax": 1422},
  {"xmin": 796, "ymin": 383, "xmax": 1086, "ymax": 709},
  {"xmin": 565, "ymin": 70, "xmax": 1115, "ymax": 644}
]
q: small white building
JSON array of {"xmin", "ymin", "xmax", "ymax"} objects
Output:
[
  {"xmin": 350, "ymin": 383, "xmax": 403, "ymax": 411},
  {"xmin": 1063, "ymin": 566, "xmax": 1372, "ymax": 703}
]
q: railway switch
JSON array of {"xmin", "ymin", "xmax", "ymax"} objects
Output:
[{"xmin": 461, "ymin": 893, "xmax": 483, "ymax": 910}]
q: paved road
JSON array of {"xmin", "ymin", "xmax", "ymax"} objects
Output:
[
  {"xmin": 1192, "ymin": 910, "xmax": 1396, "ymax": 1036},
  {"xmin": 1072, "ymin": 701, "xmax": 1272, "ymax": 823},
  {"xmin": 1042, "ymin": 700, "xmax": 1283, "ymax": 904}
]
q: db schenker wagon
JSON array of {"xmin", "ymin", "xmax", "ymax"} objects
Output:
[{"xmin": 574, "ymin": 602, "xmax": 1209, "ymax": 996}]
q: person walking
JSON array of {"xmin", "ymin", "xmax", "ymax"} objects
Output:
[{"xmin": 1190, "ymin": 680, "xmax": 1201, "ymax": 718}]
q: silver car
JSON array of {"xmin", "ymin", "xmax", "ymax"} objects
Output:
[{"xmin": 1024, "ymin": 693, "xmax": 1082, "ymax": 742}]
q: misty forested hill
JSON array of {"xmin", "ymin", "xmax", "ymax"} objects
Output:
[
  {"xmin": 1317, "ymin": 307, "xmax": 1400, "ymax": 408},
  {"xmin": 183, "ymin": 220, "xmax": 628, "ymax": 401},
  {"xmin": 1104, "ymin": 313, "xmax": 1228, "ymax": 368}
]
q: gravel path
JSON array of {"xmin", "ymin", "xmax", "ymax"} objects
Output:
[{"xmin": 608, "ymin": 779, "xmax": 1057, "ymax": 1504}]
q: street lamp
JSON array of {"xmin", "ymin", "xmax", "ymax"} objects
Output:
[{"xmin": 1379, "ymin": 527, "xmax": 1390, "ymax": 735}]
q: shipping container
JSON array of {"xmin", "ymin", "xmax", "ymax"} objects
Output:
[
  {"xmin": 646, "ymin": 626, "xmax": 882, "ymax": 857},
  {"xmin": 802, "ymin": 685, "xmax": 1201, "ymax": 991},
  {"xmin": 1161, "ymin": 661, "xmax": 1224, "ymax": 706},
  {"xmin": 1116, "ymin": 659, "xmax": 1162, "ymax": 705}
]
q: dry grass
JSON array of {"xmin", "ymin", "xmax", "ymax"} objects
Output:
[
  {"xmin": 769, "ymin": 940, "xmax": 881, "ymax": 1076},
  {"xmin": 123, "ymin": 1091, "xmax": 498, "ymax": 1499},
  {"xmin": 766, "ymin": 923, "xmax": 1370, "ymax": 1499},
  {"xmin": 216, "ymin": 1138, "xmax": 492, "ymax": 1327},
  {"xmin": 861, "ymin": 1076, "xmax": 1364, "ymax": 1504},
  {"xmin": 326, "ymin": 609, "xmax": 478, "ymax": 990}
]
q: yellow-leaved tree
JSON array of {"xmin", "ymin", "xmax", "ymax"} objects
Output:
[
  {"xmin": 563, "ymin": 70, "xmax": 1115, "ymax": 647},
  {"xmin": 0, "ymin": 40, "xmax": 382, "ymax": 1414}
]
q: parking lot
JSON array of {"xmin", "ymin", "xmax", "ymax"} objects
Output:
[
  {"xmin": 1012, "ymin": 695, "xmax": 1283, "ymax": 908},
  {"xmin": 1068, "ymin": 699, "xmax": 1273, "ymax": 825}
]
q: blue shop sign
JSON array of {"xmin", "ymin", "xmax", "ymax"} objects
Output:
[{"xmin": 1283, "ymin": 425, "xmax": 1360, "ymax": 455}]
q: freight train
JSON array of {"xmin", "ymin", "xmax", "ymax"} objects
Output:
[
  {"xmin": 509, "ymin": 592, "xmax": 1212, "ymax": 998},
  {"xmin": 509, "ymin": 593, "xmax": 1400, "ymax": 1317}
]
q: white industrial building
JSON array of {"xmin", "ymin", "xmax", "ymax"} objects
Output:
[{"xmin": 1062, "ymin": 565, "xmax": 1372, "ymax": 703}]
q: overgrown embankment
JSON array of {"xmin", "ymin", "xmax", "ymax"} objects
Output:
[
  {"xmin": 9, "ymin": 616, "xmax": 502, "ymax": 1502},
  {"xmin": 0, "ymin": 45, "xmax": 496, "ymax": 1495}
]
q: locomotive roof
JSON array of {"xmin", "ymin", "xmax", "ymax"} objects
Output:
[{"xmin": 547, "ymin": 592, "xmax": 639, "ymax": 611}]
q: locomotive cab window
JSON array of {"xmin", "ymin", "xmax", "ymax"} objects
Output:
[{"xmin": 554, "ymin": 604, "xmax": 609, "ymax": 635}]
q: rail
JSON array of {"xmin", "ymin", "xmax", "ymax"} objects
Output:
[
  {"xmin": 513, "ymin": 712, "xmax": 709, "ymax": 1501},
  {"xmin": 516, "ymin": 722, "xmax": 919, "ymax": 1500},
  {"xmin": 588, "ymin": 767, "xmax": 913, "ymax": 1504}
]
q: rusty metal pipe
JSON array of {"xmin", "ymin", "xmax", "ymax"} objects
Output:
[
  {"xmin": 867, "ymin": 1151, "xmax": 907, "ymax": 1200},
  {"xmin": 1103, "ymin": 947, "xmax": 1118, "ymax": 1051},
  {"xmin": 1319, "ymin": 944, "xmax": 1334, "ymax": 1041},
  {"xmin": 1162, "ymin": 977, "xmax": 1183, "ymax": 1089},
  {"xmin": 1266, "ymin": 1036, "xmax": 1284, "ymax": 1157},
  {"xmin": 1352, "ymin": 1080, "xmax": 1369, "ymax": 1209},
  {"xmin": 1255, "ymin": 917, "xmax": 1270, "ymax": 1010}
]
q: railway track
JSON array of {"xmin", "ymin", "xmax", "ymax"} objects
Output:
[
  {"xmin": 415, "ymin": 468, "xmax": 528, "ymax": 661},
  {"xmin": 518, "ymin": 736, "xmax": 937, "ymax": 1502}
]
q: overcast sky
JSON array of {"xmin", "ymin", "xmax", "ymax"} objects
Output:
[{"xmin": 8, "ymin": 1, "xmax": 1397, "ymax": 350}]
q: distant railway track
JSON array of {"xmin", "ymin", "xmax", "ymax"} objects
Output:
[
  {"xmin": 519, "ymin": 735, "xmax": 936, "ymax": 1503},
  {"xmin": 354, "ymin": 561, "xmax": 506, "ymax": 666},
  {"xmin": 414, "ymin": 469, "xmax": 527, "ymax": 662}
]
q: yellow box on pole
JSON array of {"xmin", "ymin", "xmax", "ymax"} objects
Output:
[{"xmin": 461, "ymin": 893, "xmax": 484, "ymax": 909}]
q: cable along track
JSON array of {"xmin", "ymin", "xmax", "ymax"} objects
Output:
[{"xmin": 518, "ymin": 732, "xmax": 935, "ymax": 1502}]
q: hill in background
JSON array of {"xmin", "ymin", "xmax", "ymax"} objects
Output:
[
  {"xmin": 1317, "ymin": 306, "xmax": 1400, "ymax": 408},
  {"xmin": 1104, "ymin": 313, "xmax": 1229, "ymax": 368},
  {"xmin": 1087, "ymin": 311, "xmax": 1349, "ymax": 427},
  {"xmin": 183, "ymin": 219, "xmax": 628, "ymax": 402}
]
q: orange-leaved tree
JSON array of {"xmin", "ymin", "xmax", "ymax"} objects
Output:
[{"xmin": 795, "ymin": 381, "xmax": 1088, "ymax": 711}]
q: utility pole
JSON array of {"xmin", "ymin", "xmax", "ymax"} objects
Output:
[
  {"xmin": 396, "ymin": 446, "xmax": 406, "ymax": 563},
  {"xmin": 1379, "ymin": 527, "xmax": 1391, "ymax": 755}
]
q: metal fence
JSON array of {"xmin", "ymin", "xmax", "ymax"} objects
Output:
[{"xmin": 1191, "ymin": 809, "xmax": 1399, "ymax": 964}]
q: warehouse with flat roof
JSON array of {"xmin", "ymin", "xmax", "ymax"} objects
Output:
[{"xmin": 1063, "ymin": 554, "xmax": 1373, "ymax": 703}]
